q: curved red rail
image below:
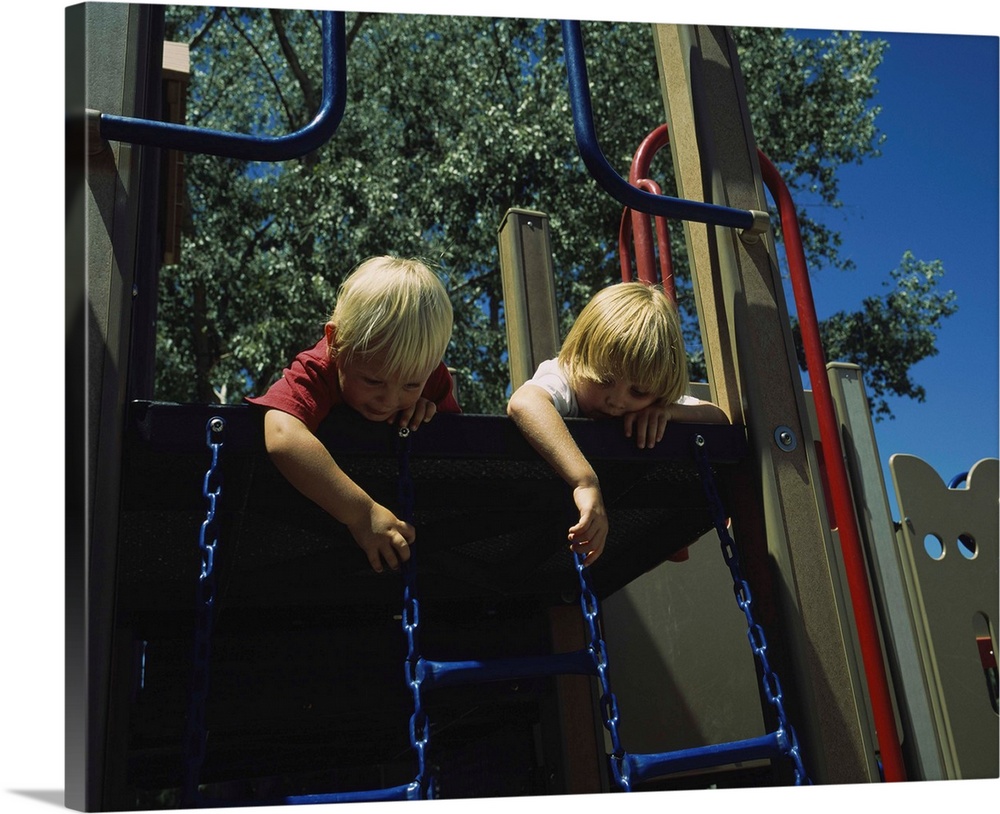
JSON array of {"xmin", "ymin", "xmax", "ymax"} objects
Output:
[
  {"xmin": 620, "ymin": 125, "xmax": 675, "ymax": 299},
  {"xmin": 757, "ymin": 150, "xmax": 906, "ymax": 783}
]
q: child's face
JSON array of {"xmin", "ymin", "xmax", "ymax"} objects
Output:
[
  {"xmin": 337, "ymin": 351, "xmax": 436, "ymax": 423},
  {"xmin": 575, "ymin": 377, "xmax": 658, "ymax": 419}
]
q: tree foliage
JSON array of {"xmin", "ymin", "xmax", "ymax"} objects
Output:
[
  {"xmin": 795, "ymin": 253, "xmax": 958, "ymax": 419},
  {"xmin": 157, "ymin": 6, "xmax": 955, "ymax": 418}
]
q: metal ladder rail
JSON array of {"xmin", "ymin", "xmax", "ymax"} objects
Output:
[
  {"xmin": 93, "ymin": 10, "xmax": 346, "ymax": 162},
  {"xmin": 286, "ymin": 429, "xmax": 434, "ymax": 803},
  {"xmin": 618, "ymin": 121, "xmax": 907, "ymax": 782}
]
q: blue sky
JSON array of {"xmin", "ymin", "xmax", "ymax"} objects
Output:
[
  {"xmin": 781, "ymin": 28, "xmax": 998, "ymax": 514},
  {"xmin": 2, "ymin": 2, "xmax": 994, "ymax": 813}
]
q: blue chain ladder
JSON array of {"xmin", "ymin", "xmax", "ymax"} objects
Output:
[
  {"xmin": 573, "ymin": 552, "xmax": 630, "ymax": 790},
  {"xmin": 180, "ymin": 417, "xmax": 429, "ymax": 806},
  {"xmin": 181, "ymin": 419, "xmax": 807, "ymax": 799},
  {"xmin": 286, "ymin": 426, "xmax": 431, "ymax": 804},
  {"xmin": 691, "ymin": 432, "xmax": 810, "ymax": 785},
  {"xmin": 181, "ymin": 416, "xmax": 226, "ymax": 808},
  {"xmin": 571, "ymin": 432, "xmax": 811, "ymax": 790}
]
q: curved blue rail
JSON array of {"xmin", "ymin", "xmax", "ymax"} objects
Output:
[
  {"xmin": 98, "ymin": 10, "xmax": 346, "ymax": 162},
  {"xmin": 560, "ymin": 20, "xmax": 767, "ymax": 234}
]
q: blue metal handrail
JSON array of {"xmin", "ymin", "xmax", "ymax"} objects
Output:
[
  {"xmin": 97, "ymin": 10, "xmax": 346, "ymax": 162},
  {"xmin": 560, "ymin": 20, "xmax": 768, "ymax": 235}
]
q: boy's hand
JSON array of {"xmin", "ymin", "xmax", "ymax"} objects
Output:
[
  {"xmin": 346, "ymin": 502, "xmax": 416, "ymax": 573},
  {"xmin": 568, "ymin": 483, "xmax": 608, "ymax": 567},
  {"xmin": 623, "ymin": 403, "xmax": 672, "ymax": 449},
  {"xmin": 392, "ymin": 397, "xmax": 438, "ymax": 432}
]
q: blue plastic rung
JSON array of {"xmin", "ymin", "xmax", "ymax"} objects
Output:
[
  {"xmin": 625, "ymin": 730, "xmax": 786, "ymax": 784},
  {"xmin": 285, "ymin": 780, "xmax": 423, "ymax": 804},
  {"xmin": 418, "ymin": 649, "xmax": 597, "ymax": 690}
]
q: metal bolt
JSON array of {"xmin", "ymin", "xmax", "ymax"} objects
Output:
[
  {"xmin": 774, "ymin": 425, "xmax": 797, "ymax": 452},
  {"xmin": 209, "ymin": 417, "xmax": 225, "ymax": 434},
  {"xmin": 398, "ymin": 427, "xmax": 410, "ymax": 438}
]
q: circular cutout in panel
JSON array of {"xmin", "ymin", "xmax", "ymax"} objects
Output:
[
  {"xmin": 923, "ymin": 533, "xmax": 945, "ymax": 560},
  {"xmin": 957, "ymin": 533, "xmax": 978, "ymax": 560}
]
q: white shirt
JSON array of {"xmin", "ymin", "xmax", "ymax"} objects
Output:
[{"xmin": 525, "ymin": 358, "xmax": 697, "ymax": 417}]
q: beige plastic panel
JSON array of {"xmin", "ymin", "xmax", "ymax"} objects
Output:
[
  {"xmin": 600, "ymin": 527, "xmax": 766, "ymax": 761},
  {"xmin": 497, "ymin": 208, "xmax": 561, "ymax": 391},
  {"xmin": 889, "ymin": 455, "xmax": 999, "ymax": 779}
]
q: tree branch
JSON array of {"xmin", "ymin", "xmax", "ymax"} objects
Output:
[
  {"xmin": 270, "ymin": 8, "xmax": 317, "ymax": 113},
  {"xmin": 188, "ymin": 7, "xmax": 224, "ymax": 51},
  {"xmin": 224, "ymin": 9, "xmax": 298, "ymax": 131}
]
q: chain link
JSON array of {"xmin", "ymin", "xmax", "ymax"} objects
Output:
[
  {"xmin": 574, "ymin": 552, "xmax": 630, "ymax": 791},
  {"xmin": 692, "ymin": 434, "xmax": 811, "ymax": 784},
  {"xmin": 182, "ymin": 416, "xmax": 226, "ymax": 805},
  {"xmin": 397, "ymin": 428, "xmax": 435, "ymax": 799}
]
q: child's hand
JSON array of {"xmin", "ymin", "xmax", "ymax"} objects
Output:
[
  {"xmin": 346, "ymin": 502, "xmax": 416, "ymax": 573},
  {"xmin": 392, "ymin": 397, "xmax": 438, "ymax": 432},
  {"xmin": 623, "ymin": 403, "xmax": 672, "ymax": 449},
  {"xmin": 569, "ymin": 483, "xmax": 608, "ymax": 567}
]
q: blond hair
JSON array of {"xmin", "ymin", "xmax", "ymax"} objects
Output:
[
  {"xmin": 558, "ymin": 282, "xmax": 688, "ymax": 404},
  {"xmin": 329, "ymin": 256, "xmax": 453, "ymax": 378}
]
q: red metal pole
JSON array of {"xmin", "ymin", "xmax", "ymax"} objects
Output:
[{"xmin": 757, "ymin": 149, "xmax": 906, "ymax": 782}]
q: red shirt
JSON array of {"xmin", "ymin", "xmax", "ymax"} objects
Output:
[{"xmin": 246, "ymin": 336, "xmax": 460, "ymax": 433}]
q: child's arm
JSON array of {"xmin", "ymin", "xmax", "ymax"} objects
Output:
[
  {"xmin": 262, "ymin": 408, "xmax": 414, "ymax": 573},
  {"xmin": 623, "ymin": 398, "xmax": 730, "ymax": 449},
  {"xmin": 507, "ymin": 383, "xmax": 607, "ymax": 566}
]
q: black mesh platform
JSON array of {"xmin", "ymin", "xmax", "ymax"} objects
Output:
[
  {"xmin": 120, "ymin": 401, "xmax": 748, "ymax": 610},
  {"xmin": 112, "ymin": 400, "xmax": 751, "ymax": 803}
]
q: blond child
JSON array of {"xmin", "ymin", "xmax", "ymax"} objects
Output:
[
  {"xmin": 507, "ymin": 282, "xmax": 728, "ymax": 567},
  {"xmin": 247, "ymin": 256, "xmax": 460, "ymax": 574}
]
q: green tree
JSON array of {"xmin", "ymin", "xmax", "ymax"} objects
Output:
[
  {"xmin": 795, "ymin": 253, "xmax": 958, "ymax": 420},
  {"xmin": 157, "ymin": 7, "xmax": 956, "ymax": 418}
]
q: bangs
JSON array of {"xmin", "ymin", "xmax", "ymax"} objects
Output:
[
  {"xmin": 560, "ymin": 282, "xmax": 688, "ymax": 404},
  {"xmin": 356, "ymin": 319, "xmax": 448, "ymax": 381},
  {"xmin": 576, "ymin": 331, "xmax": 677, "ymax": 398}
]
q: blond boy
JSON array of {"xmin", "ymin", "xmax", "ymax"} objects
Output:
[{"xmin": 248, "ymin": 256, "xmax": 459, "ymax": 573}]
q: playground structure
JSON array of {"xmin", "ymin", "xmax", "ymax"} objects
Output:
[{"xmin": 67, "ymin": 5, "xmax": 998, "ymax": 810}]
